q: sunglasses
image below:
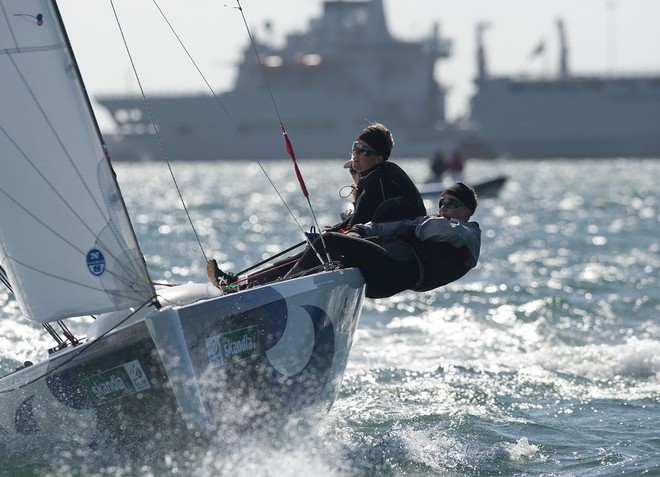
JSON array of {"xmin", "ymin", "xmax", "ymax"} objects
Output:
[
  {"xmin": 439, "ymin": 197, "xmax": 465, "ymax": 209},
  {"xmin": 352, "ymin": 141, "xmax": 379, "ymax": 156}
]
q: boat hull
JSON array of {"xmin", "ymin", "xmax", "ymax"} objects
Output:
[
  {"xmin": 0, "ymin": 268, "xmax": 364, "ymax": 450},
  {"xmin": 418, "ymin": 175, "xmax": 507, "ymax": 200}
]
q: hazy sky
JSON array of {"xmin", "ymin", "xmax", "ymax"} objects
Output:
[{"xmin": 57, "ymin": 0, "xmax": 660, "ymax": 122}]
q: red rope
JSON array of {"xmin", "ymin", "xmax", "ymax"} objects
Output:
[{"xmin": 281, "ymin": 123, "xmax": 309, "ymax": 198}]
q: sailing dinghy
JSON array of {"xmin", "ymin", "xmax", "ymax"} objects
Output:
[{"xmin": 0, "ymin": 0, "xmax": 364, "ymax": 449}]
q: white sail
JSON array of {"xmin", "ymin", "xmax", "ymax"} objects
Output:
[{"xmin": 0, "ymin": 0, "xmax": 155, "ymax": 323}]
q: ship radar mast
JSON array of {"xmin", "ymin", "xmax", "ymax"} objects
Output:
[
  {"xmin": 476, "ymin": 22, "xmax": 490, "ymax": 80},
  {"xmin": 367, "ymin": 0, "xmax": 389, "ymax": 36},
  {"xmin": 557, "ymin": 18, "xmax": 570, "ymax": 77}
]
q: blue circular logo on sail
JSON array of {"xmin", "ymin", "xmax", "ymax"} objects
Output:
[{"xmin": 86, "ymin": 249, "xmax": 106, "ymax": 276}]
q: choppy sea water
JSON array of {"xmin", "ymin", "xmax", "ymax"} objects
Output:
[{"xmin": 1, "ymin": 158, "xmax": 658, "ymax": 476}]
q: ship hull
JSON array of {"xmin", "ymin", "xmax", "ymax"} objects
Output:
[
  {"xmin": 97, "ymin": 92, "xmax": 490, "ymax": 161},
  {"xmin": 471, "ymin": 76, "xmax": 660, "ymax": 158}
]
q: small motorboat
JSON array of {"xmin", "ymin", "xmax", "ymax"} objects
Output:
[{"xmin": 418, "ymin": 175, "xmax": 507, "ymax": 200}]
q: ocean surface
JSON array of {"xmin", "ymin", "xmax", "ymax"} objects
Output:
[{"xmin": 1, "ymin": 158, "xmax": 658, "ymax": 476}]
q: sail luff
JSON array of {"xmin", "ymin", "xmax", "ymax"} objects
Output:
[{"xmin": 0, "ymin": 0, "xmax": 156, "ymax": 323}]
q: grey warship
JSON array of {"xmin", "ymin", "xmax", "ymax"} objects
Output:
[{"xmin": 97, "ymin": 0, "xmax": 486, "ymax": 161}]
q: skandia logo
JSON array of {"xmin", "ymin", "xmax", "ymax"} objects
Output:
[
  {"xmin": 83, "ymin": 360, "xmax": 150, "ymax": 402},
  {"xmin": 91, "ymin": 375, "xmax": 127, "ymax": 400},
  {"xmin": 206, "ymin": 325, "xmax": 261, "ymax": 368},
  {"xmin": 223, "ymin": 334, "xmax": 256, "ymax": 358}
]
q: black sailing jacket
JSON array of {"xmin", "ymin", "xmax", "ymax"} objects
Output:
[{"xmin": 336, "ymin": 161, "xmax": 425, "ymax": 229}]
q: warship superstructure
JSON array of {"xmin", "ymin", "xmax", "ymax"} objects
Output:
[{"xmin": 97, "ymin": 0, "xmax": 487, "ymax": 161}]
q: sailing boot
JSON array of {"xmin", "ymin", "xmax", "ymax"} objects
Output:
[{"xmin": 206, "ymin": 259, "xmax": 237, "ymax": 289}]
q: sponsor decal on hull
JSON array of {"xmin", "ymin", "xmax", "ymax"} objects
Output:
[
  {"xmin": 84, "ymin": 359, "xmax": 150, "ymax": 403},
  {"xmin": 206, "ymin": 325, "xmax": 261, "ymax": 368}
]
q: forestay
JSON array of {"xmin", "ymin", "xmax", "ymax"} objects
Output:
[{"xmin": 0, "ymin": 0, "xmax": 154, "ymax": 323}]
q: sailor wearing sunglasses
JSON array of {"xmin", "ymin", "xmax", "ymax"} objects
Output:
[{"xmin": 331, "ymin": 122, "xmax": 425, "ymax": 231}]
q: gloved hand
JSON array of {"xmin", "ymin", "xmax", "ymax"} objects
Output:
[
  {"xmin": 339, "ymin": 208, "xmax": 353, "ymax": 221},
  {"xmin": 394, "ymin": 223, "xmax": 417, "ymax": 240}
]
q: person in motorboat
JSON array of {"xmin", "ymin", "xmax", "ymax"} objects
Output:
[
  {"xmin": 428, "ymin": 150, "xmax": 447, "ymax": 183},
  {"xmin": 207, "ymin": 122, "xmax": 425, "ymax": 288},
  {"xmin": 329, "ymin": 122, "xmax": 426, "ymax": 230},
  {"xmin": 447, "ymin": 148, "xmax": 465, "ymax": 182},
  {"xmin": 285, "ymin": 182, "xmax": 481, "ymax": 299}
]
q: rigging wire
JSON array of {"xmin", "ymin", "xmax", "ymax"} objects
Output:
[
  {"xmin": 109, "ymin": 0, "xmax": 208, "ymax": 263},
  {"xmin": 0, "ymin": 266, "xmax": 69, "ymax": 348},
  {"xmin": 0, "ymin": 299, "xmax": 155, "ymax": 394},
  {"xmin": 233, "ymin": 0, "xmax": 330, "ymax": 262},
  {"xmin": 145, "ymin": 0, "xmax": 329, "ymax": 265}
]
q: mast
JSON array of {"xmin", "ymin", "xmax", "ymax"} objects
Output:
[
  {"xmin": 476, "ymin": 22, "xmax": 490, "ymax": 80},
  {"xmin": 557, "ymin": 18, "xmax": 569, "ymax": 77}
]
